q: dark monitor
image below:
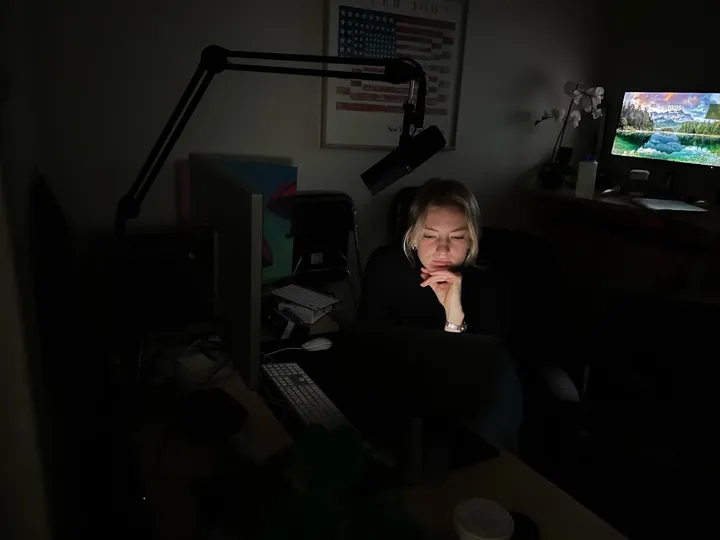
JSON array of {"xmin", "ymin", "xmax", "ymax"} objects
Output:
[
  {"xmin": 119, "ymin": 227, "xmax": 216, "ymax": 326},
  {"xmin": 189, "ymin": 155, "xmax": 263, "ymax": 389}
]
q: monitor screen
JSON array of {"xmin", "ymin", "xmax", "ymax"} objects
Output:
[{"xmin": 611, "ymin": 92, "xmax": 720, "ymax": 167}]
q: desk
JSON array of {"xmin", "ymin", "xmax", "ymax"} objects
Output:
[
  {"xmin": 530, "ymin": 187, "xmax": 720, "ymax": 247},
  {"xmin": 526, "ymin": 186, "xmax": 720, "ymax": 308},
  {"xmin": 135, "ymin": 370, "xmax": 626, "ymax": 540},
  {"xmin": 134, "ymin": 373, "xmax": 291, "ymax": 540},
  {"xmin": 404, "ymin": 451, "xmax": 625, "ymax": 540}
]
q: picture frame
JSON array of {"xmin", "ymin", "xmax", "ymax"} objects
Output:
[{"xmin": 321, "ymin": 0, "xmax": 468, "ymax": 149}]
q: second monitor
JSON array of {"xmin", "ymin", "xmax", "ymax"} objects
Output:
[{"xmin": 611, "ymin": 91, "xmax": 720, "ymax": 168}]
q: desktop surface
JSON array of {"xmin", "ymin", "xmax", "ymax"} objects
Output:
[
  {"xmin": 404, "ymin": 449, "xmax": 627, "ymax": 540},
  {"xmin": 132, "ymin": 358, "xmax": 627, "ymax": 540},
  {"xmin": 129, "ymin": 323, "xmax": 629, "ymax": 538}
]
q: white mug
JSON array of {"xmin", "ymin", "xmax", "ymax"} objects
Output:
[{"xmin": 454, "ymin": 498, "xmax": 514, "ymax": 540}]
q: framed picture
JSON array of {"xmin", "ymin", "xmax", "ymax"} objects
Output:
[{"xmin": 322, "ymin": 0, "xmax": 468, "ymax": 149}]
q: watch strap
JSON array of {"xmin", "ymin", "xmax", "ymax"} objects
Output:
[{"xmin": 444, "ymin": 320, "xmax": 467, "ymax": 333}]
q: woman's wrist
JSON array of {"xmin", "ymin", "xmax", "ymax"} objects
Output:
[{"xmin": 445, "ymin": 308, "xmax": 465, "ymax": 327}]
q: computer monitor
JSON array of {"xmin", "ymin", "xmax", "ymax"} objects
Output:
[
  {"xmin": 611, "ymin": 92, "xmax": 720, "ymax": 167},
  {"xmin": 176, "ymin": 155, "xmax": 297, "ymax": 284},
  {"xmin": 189, "ymin": 155, "xmax": 263, "ymax": 389}
]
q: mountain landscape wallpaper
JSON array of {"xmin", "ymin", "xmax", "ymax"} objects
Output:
[{"xmin": 611, "ymin": 92, "xmax": 720, "ymax": 167}]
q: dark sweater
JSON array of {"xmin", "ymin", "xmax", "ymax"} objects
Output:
[{"xmin": 358, "ymin": 246, "xmax": 512, "ymax": 341}]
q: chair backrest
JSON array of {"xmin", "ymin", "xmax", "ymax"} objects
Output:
[
  {"xmin": 388, "ymin": 186, "xmax": 420, "ymax": 244},
  {"xmin": 284, "ymin": 191, "xmax": 361, "ymax": 280},
  {"xmin": 477, "ymin": 227, "xmax": 562, "ymax": 337}
]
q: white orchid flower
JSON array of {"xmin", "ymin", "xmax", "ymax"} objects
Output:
[
  {"xmin": 564, "ymin": 81, "xmax": 582, "ymax": 96},
  {"xmin": 578, "ymin": 95, "xmax": 593, "ymax": 113},
  {"xmin": 569, "ymin": 110, "xmax": 582, "ymax": 128},
  {"xmin": 591, "ymin": 108, "xmax": 603, "ymax": 120},
  {"xmin": 586, "ymin": 86, "xmax": 605, "ymax": 99},
  {"xmin": 551, "ymin": 108, "xmax": 566, "ymax": 122}
]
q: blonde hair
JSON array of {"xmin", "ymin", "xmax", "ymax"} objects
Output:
[{"xmin": 401, "ymin": 178, "xmax": 482, "ymax": 266}]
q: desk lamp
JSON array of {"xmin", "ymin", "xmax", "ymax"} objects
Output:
[{"xmin": 115, "ymin": 45, "xmax": 446, "ymax": 240}]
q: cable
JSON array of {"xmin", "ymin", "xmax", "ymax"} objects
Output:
[
  {"xmin": 259, "ymin": 349, "xmax": 302, "ymax": 419},
  {"xmin": 292, "ymin": 255, "xmax": 303, "ymax": 276},
  {"xmin": 261, "ymin": 395, "xmax": 290, "ymax": 411},
  {"xmin": 261, "ymin": 347, "xmax": 302, "ymax": 365},
  {"xmin": 171, "ymin": 354, "xmax": 178, "ymax": 382},
  {"xmin": 136, "ymin": 338, "xmax": 145, "ymax": 385},
  {"xmin": 266, "ymin": 346, "xmax": 302, "ymax": 356},
  {"xmin": 204, "ymin": 357, "xmax": 230, "ymax": 382},
  {"xmin": 183, "ymin": 339, "xmax": 203, "ymax": 356},
  {"xmin": 258, "ymin": 364, "xmax": 290, "ymax": 422},
  {"xmin": 179, "ymin": 339, "xmax": 227, "ymax": 381},
  {"xmin": 345, "ymin": 271, "xmax": 358, "ymax": 312}
]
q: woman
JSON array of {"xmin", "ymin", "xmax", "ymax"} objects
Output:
[{"xmin": 358, "ymin": 178, "xmax": 522, "ymax": 450}]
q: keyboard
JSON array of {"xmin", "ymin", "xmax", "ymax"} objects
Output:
[
  {"xmin": 631, "ymin": 197, "xmax": 707, "ymax": 212},
  {"xmin": 262, "ymin": 362, "xmax": 349, "ymax": 430},
  {"xmin": 271, "ymin": 284, "xmax": 339, "ymax": 311}
]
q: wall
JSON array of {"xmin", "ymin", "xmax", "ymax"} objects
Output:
[
  {"xmin": 599, "ymin": 0, "xmax": 720, "ymax": 200},
  {"xmin": 37, "ymin": 0, "xmax": 602, "ymax": 255},
  {"xmin": 0, "ymin": 176, "xmax": 51, "ymax": 540},
  {"xmin": 0, "ymin": 0, "xmax": 52, "ymax": 535}
]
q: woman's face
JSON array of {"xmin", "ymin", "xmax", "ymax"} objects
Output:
[{"xmin": 415, "ymin": 205, "xmax": 470, "ymax": 271}]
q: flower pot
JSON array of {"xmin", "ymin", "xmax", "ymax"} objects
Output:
[{"xmin": 537, "ymin": 163, "xmax": 565, "ymax": 190}]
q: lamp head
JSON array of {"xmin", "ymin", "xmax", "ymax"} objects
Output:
[{"xmin": 360, "ymin": 58, "xmax": 445, "ymax": 194}]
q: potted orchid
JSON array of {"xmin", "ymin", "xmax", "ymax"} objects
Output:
[{"xmin": 536, "ymin": 82, "xmax": 605, "ymax": 188}]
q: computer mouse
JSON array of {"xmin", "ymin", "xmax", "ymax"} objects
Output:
[{"xmin": 301, "ymin": 337, "xmax": 333, "ymax": 351}]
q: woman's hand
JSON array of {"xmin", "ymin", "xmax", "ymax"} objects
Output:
[{"xmin": 420, "ymin": 267, "xmax": 465, "ymax": 326}]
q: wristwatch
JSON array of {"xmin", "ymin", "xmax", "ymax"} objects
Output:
[{"xmin": 444, "ymin": 320, "xmax": 467, "ymax": 333}]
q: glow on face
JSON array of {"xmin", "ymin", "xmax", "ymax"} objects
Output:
[{"xmin": 416, "ymin": 205, "xmax": 469, "ymax": 271}]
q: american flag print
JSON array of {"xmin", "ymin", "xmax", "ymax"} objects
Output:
[{"xmin": 335, "ymin": 5, "xmax": 455, "ymax": 116}]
